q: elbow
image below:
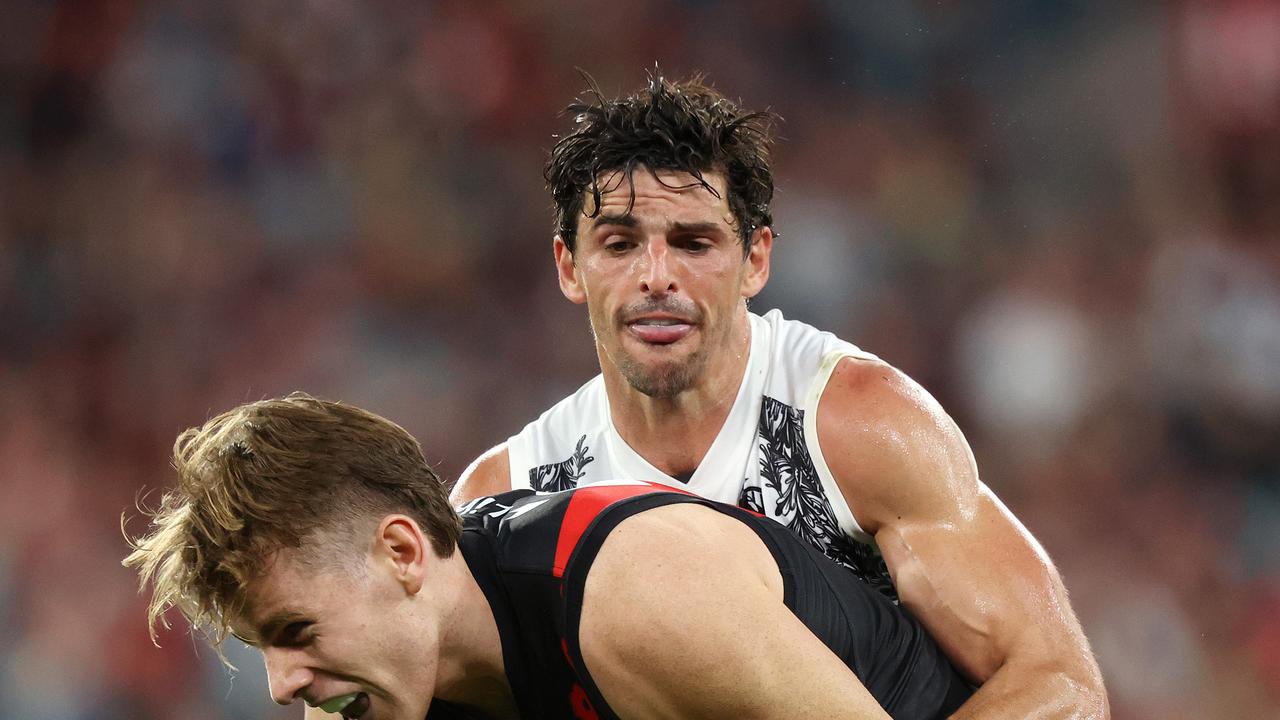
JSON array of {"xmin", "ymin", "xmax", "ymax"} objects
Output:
[
  {"xmin": 960, "ymin": 651, "xmax": 1110, "ymax": 719},
  {"xmin": 1009, "ymin": 660, "xmax": 1110, "ymax": 720},
  {"xmin": 1047, "ymin": 636, "xmax": 1110, "ymax": 719},
  {"xmin": 1053, "ymin": 667, "xmax": 1110, "ymax": 720}
]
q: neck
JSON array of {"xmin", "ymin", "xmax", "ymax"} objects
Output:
[
  {"xmin": 431, "ymin": 550, "xmax": 518, "ymax": 719},
  {"xmin": 602, "ymin": 308, "xmax": 752, "ymax": 477}
]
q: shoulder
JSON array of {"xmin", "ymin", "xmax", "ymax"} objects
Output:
[
  {"xmin": 450, "ymin": 443, "xmax": 512, "ymax": 506},
  {"xmin": 575, "ymin": 503, "xmax": 781, "ymax": 677},
  {"xmin": 753, "ymin": 310, "xmax": 879, "ymax": 402},
  {"xmin": 815, "ymin": 356, "xmax": 980, "ymax": 533},
  {"xmin": 819, "ymin": 355, "xmax": 940, "ymax": 422},
  {"xmin": 757, "ymin": 309, "xmax": 875, "ymax": 360},
  {"xmin": 582, "ymin": 502, "xmax": 774, "ymax": 585},
  {"xmin": 573, "ymin": 501, "xmax": 889, "ymax": 718},
  {"xmin": 576, "ymin": 502, "xmax": 781, "ymax": 635}
]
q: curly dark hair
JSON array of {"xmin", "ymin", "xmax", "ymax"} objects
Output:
[{"xmin": 545, "ymin": 71, "xmax": 779, "ymax": 256}]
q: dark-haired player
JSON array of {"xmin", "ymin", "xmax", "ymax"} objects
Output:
[
  {"xmin": 126, "ymin": 395, "xmax": 971, "ymax": 719},
  {"xmin": 452, "ymin": 74, "xmax": 1108, "ymax": 718}
]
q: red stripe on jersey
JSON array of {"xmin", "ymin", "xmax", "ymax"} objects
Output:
[{"xmin": 551, "ymin": 481, "xmax": 696, "ymax": 578}]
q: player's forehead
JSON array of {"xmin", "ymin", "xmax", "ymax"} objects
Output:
[
  {"xmin": 231, "ymin": 548, "xmax": 314, "ymax": 639},
  {"xmin": 583, "ymin": 166, "xmax": 733, "ymax": 226}
]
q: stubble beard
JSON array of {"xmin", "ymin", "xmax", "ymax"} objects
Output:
[
  {"xmin": 616, "ymin": 342, "xmax": 708, "ymax": 398},
  {"xmin": 591, "ymin": 294, "xmax": 721, "ymax": 399},
  {"xmin": 591, "ymin": 300, "xmax": 715, "ymax": 400}
]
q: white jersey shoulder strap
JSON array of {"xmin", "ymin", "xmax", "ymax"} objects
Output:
[{"xmin": 757, "ymin": 309, "xmax": 881, "ymax": 540}]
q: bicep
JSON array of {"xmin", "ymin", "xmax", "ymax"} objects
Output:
[
  {"xmin": 448, "ymin": 444, "xmax": 511, "ymax": 506},
  {"xmin": 577, "ymin": 508, "xmax": 890, "ymax": 720},
  {"xmin": 818, "ymin": 359, "xmax": 1088, "ymax": 682},
  {"xmin": 876, "ymin": 484, "xmax": 1077, "ymax": 681}
]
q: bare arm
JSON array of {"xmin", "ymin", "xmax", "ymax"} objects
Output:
[
  {"xmin": 817, "ymin": 358, "xmax": 1107, "ymax": 719},
  {"xmin": 578, "ymin": 504, "xmax": 891, "ymax": 720},
  {"xmin": 449, "ymin": 443, "xmax": 512, "ymax": 506}
]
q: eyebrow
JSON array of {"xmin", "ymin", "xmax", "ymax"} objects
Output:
[
  {"xmin": 591, "ymin": 213, "xmax": 638, "ymax": 229},
  {"xmin": 590, "ymin": 215, "xmax": 726, "ymax": 237},
  {"xmin": 670, "ymin": 221, "xmax": 724, "ymax": 236},
  {"xmin": 239, "ymin": 610, "xmax": 308, "ymax": 647}
]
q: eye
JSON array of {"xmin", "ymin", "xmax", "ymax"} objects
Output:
[
  {"xmin": 603, "ymin": 236, "xmax": 634, "ymax": 253},
  {"xmin": 675, "ymin": 237, "xmax": 712, "ymax": 254},
  {"xmin": 275, "ymin": 621, "xmax": 314, "ymax": 647}
]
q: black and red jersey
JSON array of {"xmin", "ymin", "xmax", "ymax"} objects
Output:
[{"xmin": 441, "ymin": 480, "xmax": 972, "ymax": 719}]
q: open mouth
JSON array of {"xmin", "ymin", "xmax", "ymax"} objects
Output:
[
  {"xmin": 626, "ymin": 317, "xmax": 694, "ymax": 345},
  {"xmin": 318, "ymin": 692, "xmax": 370, "ymax": 719}
]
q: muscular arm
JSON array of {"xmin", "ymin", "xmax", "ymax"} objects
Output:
[
  {"xmin": 817, "ymin": 358, "xmax": 1107, "ymax": 718},
  {"xmin": 449, "ymin": 443, "xmax": 512, "ymax": 506},
  {"xmin": 578, "ymin": 504, "xmax": 891, "ymax": 720}
]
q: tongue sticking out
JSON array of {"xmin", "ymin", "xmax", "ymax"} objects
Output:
[{"xmin": 628, "ymin": 322, "xmax": 692, "ymax": 344}]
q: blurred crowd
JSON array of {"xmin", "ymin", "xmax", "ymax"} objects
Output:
[{"xmin": 1, "ymin": 1, "xmax": 1277, "ymax": 718}]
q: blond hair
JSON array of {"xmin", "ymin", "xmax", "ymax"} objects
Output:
[{"xmin": 123, "ymin": 393, "xmax": 460, "ymax": 645}]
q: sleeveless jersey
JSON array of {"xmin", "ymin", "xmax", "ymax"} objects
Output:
[
  {"xmin": 506, "ymin": 309, "xmax": 898, "ymax": 600},
  {"xmin": 448, "ymin": 481, "xmax": 972, "ymax": 720}
]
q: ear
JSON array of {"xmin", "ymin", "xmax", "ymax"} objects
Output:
[
  {"xmin": 554, "ymin": 234, "xmax": 588, "ymax": 304},
  {"xmin": 373, "ymin": 515, "xmax": 428, "ymax": 595},
  {"xmin": 740, "ymin": 225, "xmax": 773, "ymax": 299}
]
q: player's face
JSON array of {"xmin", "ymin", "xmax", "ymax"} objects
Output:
[
  {"xmin": 235, "ymin": 547, "xmax": 438, "ymax": 720},
  {"xmin": 556, "ymin": 168, "xmax": 771, "ymax": 398}
]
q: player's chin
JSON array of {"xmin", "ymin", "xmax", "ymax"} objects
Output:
[
  {"xmin": 620, "ymin": 357, "xmax": 700, "ymax": 398},
  {"xmin": 622, "ymin": 344, "xmax": 698, "ymax": 378}
]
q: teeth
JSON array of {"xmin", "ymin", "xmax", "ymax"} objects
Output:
[
  {"xmin": 633, "ymin": 319, "xmax": 682, "ymax": 326},
  {"xmin": 318, "ymin": 693, "xmax": 361, "ymax": 714}
]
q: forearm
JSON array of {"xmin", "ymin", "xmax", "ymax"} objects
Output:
[{"xmin": 950, "ymin": 657, "xmax": 1108, "ymax": 720}]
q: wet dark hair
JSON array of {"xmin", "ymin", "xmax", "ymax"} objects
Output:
[{"xmin": 545, "ymin": 71, "xmax": 779, "ymax": 256}]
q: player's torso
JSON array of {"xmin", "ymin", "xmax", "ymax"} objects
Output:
[
  {"xmin": 456, "ymin": 482, "xmax": 719, "ymax": 720},
  {"xmin": 506, "ymin": 309, "xmax": 899, "ymax": 601},
  {"xmin": 458, "ymin": 482, "xmax": 973, "ymax": 720}
]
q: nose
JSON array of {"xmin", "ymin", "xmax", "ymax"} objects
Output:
[
  {"xmin": 264, "ymin": 647, "xmax": 313, "ymax": 705},
  {"xmin": 637, "ymin": 239, "xmax": 677, "ymax": 295}
]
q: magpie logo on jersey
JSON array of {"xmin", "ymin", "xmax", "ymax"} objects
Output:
[
  {"xmin": 529, "ymin": 435, "xmax": 595, "ymax": 492},
  {"xmin": 748, "ymin": 396, "xmax": 900, "ymax": 602}
]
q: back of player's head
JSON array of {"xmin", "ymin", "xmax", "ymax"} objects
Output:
[
  {"xmin": 122, "ymin": 392, "xmax": 460, "ymax": 646},
  {"xmin": 545, "ymin": 70, "xmax": 779, "ymax": 254}
]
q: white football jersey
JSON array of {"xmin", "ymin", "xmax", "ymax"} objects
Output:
[{"xmin": 507, "ymin": 309, "xmax": 898, "ymax": 599}]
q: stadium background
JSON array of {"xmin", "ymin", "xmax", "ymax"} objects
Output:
[{"xmin": 2, "ymin": 1, "xmax": 1278, "ymax": 718}]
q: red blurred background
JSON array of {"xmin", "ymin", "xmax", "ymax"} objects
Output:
[{"xmin": 1, "ymin": 1, "xmax": 1277, "ymax": 718}]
